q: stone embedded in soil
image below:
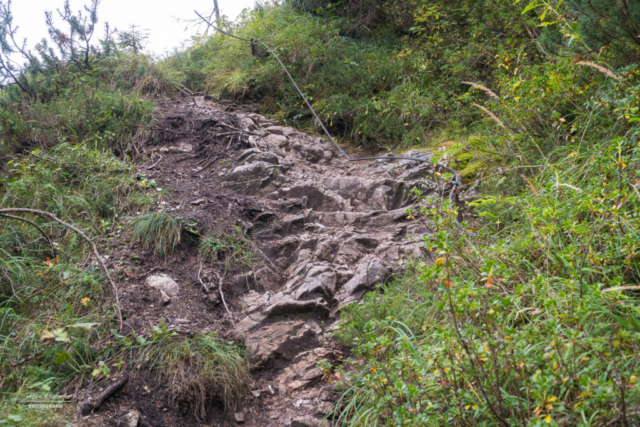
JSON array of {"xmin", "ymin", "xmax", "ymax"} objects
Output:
[
  {"xmin": 159, "ymin": 289, "xmax": 171, "ymax": 305},
  {"xmin": 146, "ymin": 275, "xmax": 179, "ymax": 298},
  {"xmin": 265, "ymin": 125, "xmax": 298, "ymax": 137},
  {"xmin": 275, "ymin": 348, "xmax": 331, "ymax": 396},
  {"xmin": 234, "ymin": 412, "xmax": 246, "ymax": 423},
  {"xmin": 226, "ymin": 161, "xmax": 276, "ymax": 191},
  {"xmin": 121, "ymin": 410, "xmax": 140, "ymax": 427},
  {"xmin": 315, "ymin": 401, "xmax": 334, "ymax": 415},
  {"xmin": 263, "ymin": 133, "xmax": 289, "ymax": 150},
  {"xmin": 159, "ymin": 141, "xmax": 193, "ymax": 153}
]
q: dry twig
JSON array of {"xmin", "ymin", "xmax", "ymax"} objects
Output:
[{"xmin": 212, "ymin": 271, "xmax": 234, "ymax": 326}]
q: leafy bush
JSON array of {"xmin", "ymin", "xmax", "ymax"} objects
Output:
[
  {"xmin": 333, "ymin": 43, "xmax": 640, "ymax": 427},
  {"xmin": 325, "ymin": 0, "xmax": 640, "ymax": 422}
]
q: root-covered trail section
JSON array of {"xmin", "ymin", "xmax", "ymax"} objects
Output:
[{"xmin": 104, "ymin": 95, "xmax": 462, "ymax": 426}]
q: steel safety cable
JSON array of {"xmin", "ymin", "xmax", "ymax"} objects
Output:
[{"xmin": 194, "ymin": 11, "xmax": 477, "ymax": 236}]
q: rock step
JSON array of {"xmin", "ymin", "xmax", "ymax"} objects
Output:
[{"xmin": 181, "ymin": 98, "xmax": 444, "ymax": 425}]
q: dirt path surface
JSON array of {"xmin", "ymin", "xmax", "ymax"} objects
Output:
[{"xmin": 95, "ymin": 95, "xmax": 458, "ymax": 426}]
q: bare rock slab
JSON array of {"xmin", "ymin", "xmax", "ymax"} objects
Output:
[{"xmin": 245, "ymin": 320, "xmax": 320, "ymax": 366}]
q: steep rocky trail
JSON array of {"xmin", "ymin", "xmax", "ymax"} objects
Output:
[{"xmin": 105, "ymin": 95, "xmax": 461, "ymax": 426}]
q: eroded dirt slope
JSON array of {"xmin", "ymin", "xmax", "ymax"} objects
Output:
[{"xmin": 93, "ymin": 95, "xmax": 463, "ymax": 426}]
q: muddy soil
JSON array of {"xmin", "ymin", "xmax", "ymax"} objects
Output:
[{"xmin": 82, "ymin": 95, "xmax": 470, "ymax": 426}]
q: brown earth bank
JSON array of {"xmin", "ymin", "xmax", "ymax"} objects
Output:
[{"xmin": 80, "ymin": 95, "xmax": 472, "ymax": 426}]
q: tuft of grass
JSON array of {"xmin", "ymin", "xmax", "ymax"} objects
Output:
[
  {"xmin": 129, "ymin": 324, "xmax": 251, "ymax": 419},
  {"xmin": 199, "ymin": 226, "xmax": 255, "ymax": 271},
  {"xmin": 132, "ymin": 212, "xmax": 184, "ymax": 256}
]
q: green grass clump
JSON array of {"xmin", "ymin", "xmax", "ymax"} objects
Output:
[
  {"xmin": 199, "ymin": 226, "xmax": 255, "ymax": 271},
  {"xmin": 127, "ymin": 324, "xmax": 251, "ymax": 419},
  {"xmin": 132, "ymin": 212, "xmax": 184, "ymax": 256}
]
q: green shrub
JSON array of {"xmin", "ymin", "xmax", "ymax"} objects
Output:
[
  {"xmin": 172, "ymin": 1, "xmax": 533, "ymax": 150},
  {"xmin": 0, "ymin": 144, "xmax": 155, "ymax": 422}
]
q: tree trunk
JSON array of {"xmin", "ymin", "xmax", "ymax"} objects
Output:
[{"xmin": 213, "ymin": 0, "xmax": 221, "ymax": 24}]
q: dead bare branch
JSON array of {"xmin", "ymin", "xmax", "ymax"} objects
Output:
[{"xmin": 0, "ymin": 213, "xmax": 57, "ymax": 259}]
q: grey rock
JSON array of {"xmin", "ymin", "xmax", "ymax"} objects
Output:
[
  {"xmin": 266, "ymin": 125, "xmax": 297, "ymax": 137},
  {"xmin": 336, "ymin": 255, "xmax": 390, "ymax": 304},
  {"xmin": 146, "ymin": 276, "xmax": 179, "ymax": 298},
  {"xmin": 121, "ymin": 410, "xmax": 140, "ymax": 427},
  {"xmin": 263, "ymin": 133, "xmax": 289, "ymax": 149},
  {"xmin": 315, "ymin": 401, "xmax": 334, "ymax": 415},
  {"xmin": 159, "ymin": 141, "xmax": 193, "ymax": 153},
  {"xmin": 226, "ymin": 161, "xmax": 275, "ymax": 191},
  {"xmin": 245, "ymin": 320, "xmax": 318, "ymax": 365},
  {"xmin": 238, "ymin": 148, "xmax": 280, "ymax": 165},
  {"xmin": 159, "ymin": 289, "xmax": 171, "ymax": 306}
]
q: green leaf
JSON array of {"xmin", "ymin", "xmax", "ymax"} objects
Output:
[
  {"xmin": 67, "ymin": 322, "xmax": 100, "ymax": 330},
  {"xmin": 478, "ymin": 212, "xmax": 498, "ymax": 219},
  {"xmin": 539, "ymin": 8, "xmax": 548, "ymax": 20},
  {"xmin": 54, "ymin": 351, "xmax": 72, "ymax": 365},
  {"xmin": 628, "ymin": 118, "xmax": 640, "ymax": 123},
  {"xmin": 521, "ymin": 2, "xmax": 543, "ymax": 14}
]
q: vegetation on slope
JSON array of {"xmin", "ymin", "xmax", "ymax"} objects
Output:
[
  {"xmin": 171, "ymin": 0, "xmax": 640, "ymax": 424},
  {"xmin": 0, "ymin": 0, "xmax": 638, "ymax": 424},
  {"xmin": 0, "ymin": 2, "xmax": 250, "ymax": 424}
]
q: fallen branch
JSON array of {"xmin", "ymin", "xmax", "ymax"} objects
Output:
[
  {"xmin": 0, "ymin": 213, "xmax": 57, "ymax": 259},
  {"xmin": 80, "ymin": 375, "xmax": 129, "ymax": 416},
  {"xmin": 146, "ymin": 154, "xmax": 164, "ymax": 170},
  {"xmin": 0, "ymin": 208, "xmax": 123, "ymax": 330},
  {"xmin": 11, "ymin": 350, "xmax": 43, "ymax": 367}
]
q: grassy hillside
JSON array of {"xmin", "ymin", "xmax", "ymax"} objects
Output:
[
  {"xmin": 0, "ymin": 5, "xmax": 250, "ymax": 425},
  {"xmin": 0, "ymin": 0, "xmax": 638, "ymax": 425}
]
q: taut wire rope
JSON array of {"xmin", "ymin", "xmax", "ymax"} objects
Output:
[{"xmin": 194, "ymin": 11, "xmax": 476, "ymax": 236}]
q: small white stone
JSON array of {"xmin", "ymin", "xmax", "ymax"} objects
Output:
[
  {"xmin": 122, "ymin": 410, "xmax": 140, "ymax": 427},
  {"xmin": 146, "ymin": 275, "xmax": 180, "ymax": 298}
]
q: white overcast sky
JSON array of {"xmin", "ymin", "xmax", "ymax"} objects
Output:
[{"xmin": 12, "ymin": 0, "xmax": 257, "ymax": 56}]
